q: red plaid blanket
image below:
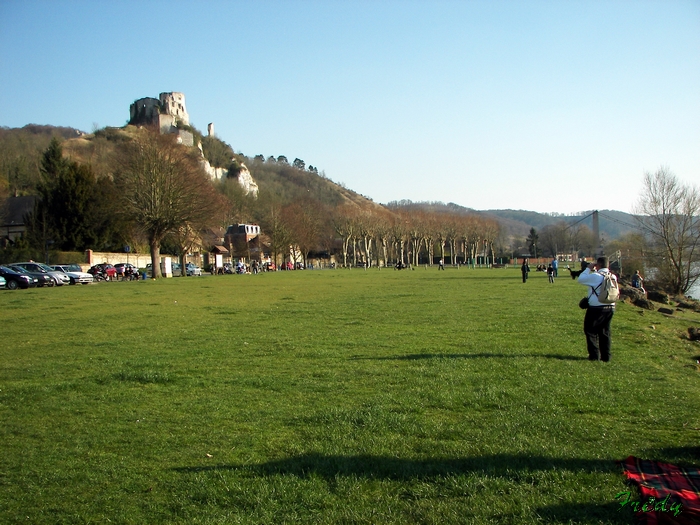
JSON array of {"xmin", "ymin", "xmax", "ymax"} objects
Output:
[{"xmin": 618, "ymin": 455, "xmax": 700, "ymax": 524}]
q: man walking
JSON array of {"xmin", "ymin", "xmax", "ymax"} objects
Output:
[
  {"xmin": 578, "ymin": 256, "xmax": 617, "ymax": 361},
  {"xmin": 521, "ymin": 258, "xmax": 530, "ymax": 283}
]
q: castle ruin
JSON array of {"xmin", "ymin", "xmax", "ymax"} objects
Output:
[
  {"xmin": 128, "ymin": 92, "xmax": 258, "ymax": 198},
  {"xmin": 129, "ymin": 92, "xmax": 193, "ymax": 146}
]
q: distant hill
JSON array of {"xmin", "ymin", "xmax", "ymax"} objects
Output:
[
  {"xmin": 482, "ymin": 209, "xmax": 640, "ymax": 241},
  {"xmin": 1, "ymin": 124, "xmax": 85, "ymax": 140},
  {"xmin": 1, "ymin": 125, "xmax": 641, "ymax": 242},
  {"xmin": 244, "ymin": 156, "xmax": 384, "ymax": 212},
  {"xmin": 58, "ymin": 125, "xmax": 384, "ymax": 216},
  {"xmin": 386, "ymin": 201, "xmax": 641, "ymax": 242},
  {"xmin": 0, "ymin": 124, "xmax": 86, "ymax": 196}
]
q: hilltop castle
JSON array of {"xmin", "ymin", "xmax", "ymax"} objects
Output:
[
  {"xmin": 128, "ymin": 92, "xmax": 258, "ymax": 197},
  {"xmin": 129, "ymin": 92, "xmax": 193, "ymax": 146}
]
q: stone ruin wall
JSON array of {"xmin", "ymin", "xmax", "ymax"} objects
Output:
[
  {"xmin": 129, "ymin": 92, "xmax": 190, "ymax": 127},
  {"xmin": 159, "ymin": 92, "xmax": 189, "ymax": 126},
  {"xmin": 129, "ymin": 97, "xmax": 160, "ymax": 125}
]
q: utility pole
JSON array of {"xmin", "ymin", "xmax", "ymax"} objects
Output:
[{"xmin": 592, "ymin": 210, "xmax": 601, "ymax": 257}]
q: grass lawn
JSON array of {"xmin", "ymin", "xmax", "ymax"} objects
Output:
[{"xmin": 1, "ymin": 267, "xmax": 698, "ymax": 524}]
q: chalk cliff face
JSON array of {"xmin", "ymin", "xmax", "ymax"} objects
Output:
[
  {"xmin": 197, "ymin": 142, "xmax": 259, "ymax": 198},
  {"xmin": 237, "ymin": 164, "xmax": 259, "ymax": 197}
]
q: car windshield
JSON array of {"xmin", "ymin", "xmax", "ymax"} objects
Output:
[
  {"xmin": 67, "ymin": 264, "xmax": 82, "ymax": 271},
  {"xmin": 37, "ymin": 263, "xmax": 54, "ymax": 272},
  {"xmin": 11, "ymin": 266, "xmax": 30, "ymax": 274}
]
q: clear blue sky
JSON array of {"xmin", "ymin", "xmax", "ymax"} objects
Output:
[{"xmin": 1, "ymin": 0, "xmax": 698, "ymax": 214}]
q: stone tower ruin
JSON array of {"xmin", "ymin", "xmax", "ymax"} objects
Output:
[
  {"xmin": 129, "ymin": 92, "xmax": 193, "ymax": 146},
  {"xmin": 129, "ymin": 92, "xmax": 190, "ymax": 128}
]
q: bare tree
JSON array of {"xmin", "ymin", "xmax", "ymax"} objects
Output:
[
  {"xmin": 634, "ymin": 167, "xmax": 700, "ymax": 294},
  {"xmin": 333, "ymin": 204, "xmax": 360, "ymax": 268},
  {"xmin": 168, "ymin": 224, "xmax": 202, "ymax": 276},
  {"xmin": 259, "ymin": 202, "xmax": 290, "ymax": 268},
  {"xmin": 481, "ymin": 218, "xmax": 501, "ymax": 265},
  {"xmin": 116, "ymin": 132, "xmax": 220, "ymax": 278},
  {"xmin": 282, "ymin": 199, "xmax": 324, "ymax": 267},
  {"xmin": 539, "ymin": 222, "xmax": 569, "ymax": 258},
  {"xmin": 374, "ymin": 211, "xmax": 392, "ymax": 268}
]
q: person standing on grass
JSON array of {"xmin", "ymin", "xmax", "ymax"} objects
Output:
[
  {"xmin": 521, "ymin": 258, "xmax": 530, "ymax": 283},
  {"xmin": 578, "ymin": 256, "xmax": 617, "ymax": 362},
  {"xmin": 439, "ymin": 259, "xmax": 445, "ymax": 270},
  {"xmin": 547, "ymin": 264, "xmax": 554, "ymax": 283},
  {"xmin": 552, "ymin": 257, "xmax": 558, "ymax": 277}
]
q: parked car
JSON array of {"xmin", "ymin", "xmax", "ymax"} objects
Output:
[
  {"xmin": 0, "ymin": 265, "xmax": 38, "ymax": 289},
  {"xmin": 51, "ymin": 264, "xmax": 94, "ymax": 285},
  {"xmin": 11, "ymin": 261, "xmax": 70, "ymax": 286},
  {"xmin": 0, "ymin": 276, "xmax": 5, "ymax": 289},
  {"xmin": 88, "ymin": 263, "xmax": 117, "ymax": 281},
  {"xmin": 185, "ymin": 263, "xmax": 202, "ymax": 276},
  {"xmin": 8, "ymin": 264, "xmax": 55, "ymax": 287},
  {"xmin": 114, "ymin": 263, "xmax": 140, "ymax": 280}
]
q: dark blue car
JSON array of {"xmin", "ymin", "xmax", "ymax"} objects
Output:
[{"xmin": 0, "ymin": 265, "xmax": 38, "ymax": 290}]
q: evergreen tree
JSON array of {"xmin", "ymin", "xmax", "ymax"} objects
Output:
[
  {"xmin": 527, "ymin": 227, "xmax": 539, "ymax": 259},
  {"xmin": 28, "ymin": 138, "xmax": 119, "ymax": 251}
]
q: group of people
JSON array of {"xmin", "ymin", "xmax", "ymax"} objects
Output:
[{"xmin": 520, "ymin": 258, "xmax": 558, "ymax": 283}]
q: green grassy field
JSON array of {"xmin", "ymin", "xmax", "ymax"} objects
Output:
[{"xmin": 1, "ymin": 268, "xmax": 698, "ymax": 524}]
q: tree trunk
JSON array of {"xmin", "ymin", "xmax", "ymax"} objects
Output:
[
  {"xmin": 342, "ymin": 235, "xmax": 350, "ymax": 268},
  {"xmin": 364, "ymin": 236, "xmax": 372, "ymax": 268},
  {"xmin": 179, "ymin": 253, "xmax": 186, "ymax": 277},
  {"xmin": 150, "ymin": 238, "xmax": 161, "ymax": 279}
]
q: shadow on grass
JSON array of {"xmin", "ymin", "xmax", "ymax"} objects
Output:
[
  {"xmin": 640, "ymin": 445, "xmax": 700, "ymax": 468},
  {"xmin": 352, "ymin": 353, "xmax": 589, "ymax": 361},
  {"xmin": 174, "ymin": 453, "xmax": 626, "ymax": 523},
  {"xmin": 173, "ymin": 452, "xmax": 614, "ymax": 478},
  {"xmin": 535, "ymin": 501, "xmax": 630, "ymax": 524}
]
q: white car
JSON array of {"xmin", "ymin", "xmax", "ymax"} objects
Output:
[
  {"xmin": 185, "ymin": 263, "xmax": 202, "ymax": 276},
  {"xmin": 51, "ymin": 264, "xmax": 95, "ymax": 285}
]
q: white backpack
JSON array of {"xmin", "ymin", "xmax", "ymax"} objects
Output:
[{"xmin": 594, "ymin": 272, "xmax": 619, "ymax": 304}]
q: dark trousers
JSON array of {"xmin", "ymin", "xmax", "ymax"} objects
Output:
[{"xmin": 584, "ymin": 306, "xmax": 614, "ymax": 361}]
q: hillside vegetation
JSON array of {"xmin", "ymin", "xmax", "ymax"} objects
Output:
[
  {"xmin": 1, "ymin": 124, "xmax": 651, "ymax": 277},
  {"xmin": 2, "ymin": 124, "xmax": 636, "ymax": 240}
]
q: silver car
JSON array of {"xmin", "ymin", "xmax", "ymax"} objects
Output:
[
  {"xmin": 51, "ymin": 264, "xmax": 95, "ymax": 285},
  {"xmin": 10, "ymin": 262, "xmax": 70, "ymax": 286}
]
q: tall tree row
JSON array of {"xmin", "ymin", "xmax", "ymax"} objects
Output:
[{"xmin": 326, "ymin": 205, "xmax": 503, "ymax": 268}]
